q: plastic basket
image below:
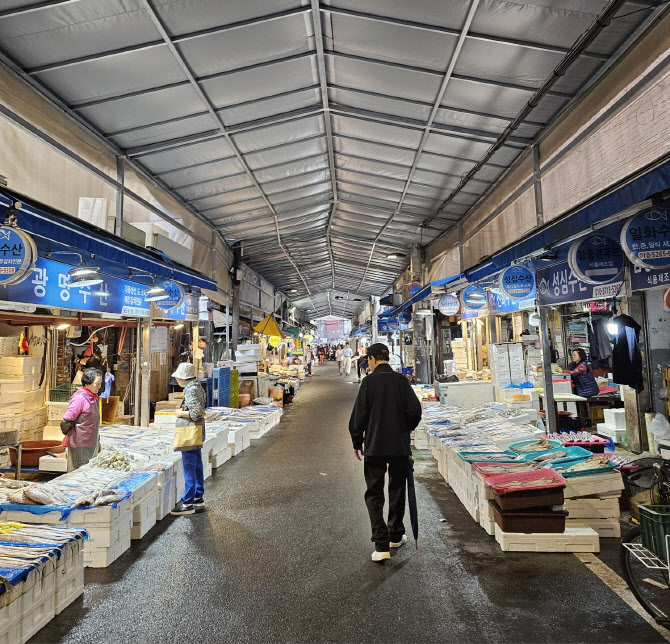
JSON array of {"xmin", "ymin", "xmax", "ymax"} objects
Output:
[
  {"xmin": 622, "ymin": 457, "xmax": 668, "ymax": 522},
  {"xmin": 458, "ymin": 451, "xmax": 519, "ymax": 464},
  {"xmin": 640, "ymin": 505, "xmax": 670, "ymax": 562},
  {"xmin": 49, "ymin": 384, "xmax": 79, "ymax": 402},
  {"xmin": 490, "ymin": 500, "xmax": 568, "ymax": 534},
  {"xmin": 508, "ymin": 439, "xmax": 562, "ymax": 454},
  {"xmin": 520, "ymin": 445, "xmax": 593, "ymax": 466},
  {"xmin": 560, "ymin": 457, "xmax": 618, "ymax": 478},
  {"xmin": 473, "ymin": 462, "xmax": 541, "ymax": 477}
]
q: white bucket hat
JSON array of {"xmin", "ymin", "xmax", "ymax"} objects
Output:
[{"xmin": 172, "ymin": 362, "xmax": 196, "ymax": 380}]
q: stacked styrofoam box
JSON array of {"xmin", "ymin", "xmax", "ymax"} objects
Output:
[
  {"xmin": 54, "ymin": 537, "xmax": 85, "ymax": 615},
  {"xmin": 489, "ymin": 343, "xmax": 525, "ymax": 391},
  {"xmin": 153, "ymin": 411, "xmax": 177, "ymax": 430},
  {"xmin": 19, "ymin": 554, "xmax": 57, "ymax": 643},
  {"xmin": 211, "ymin": 446, "xmax": 232, "ymax": 468},
  {"xmin": 235, "ymin": 344, "xmax": 260, "ymax": 374},
  {"xmin": 0, "ymin": 357, "xmax": 46, "ymax": 440},
  {"xmin": 597, "ymin": 408, "xmax": 627, "ymax": 443},
  {"xmin": 495, "ymin": 525, "xmax": 600, "ymax": 552},
  {"xmin": 0, "ymin": 577, "xmax": 22, "ymax": 644},
  {"xmin": 131, "ymin": 487, "xmax": 160, "ymax": 540},
  {"xmin": 228, "ymin": 427, "xmax": 246, "ymax": 455},
  {"xmin": 563, "ymin": 470, "xmax": 624, "ymax": 538}
]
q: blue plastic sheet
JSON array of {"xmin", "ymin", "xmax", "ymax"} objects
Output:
[{"xmin": 0, "ymin": 503, "xmax": 73, "ymax": 521}]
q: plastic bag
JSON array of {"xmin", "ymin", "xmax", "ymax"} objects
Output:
[{"xmin": 648, "ymin": 414, "xmax": 670, "ymax": 447}]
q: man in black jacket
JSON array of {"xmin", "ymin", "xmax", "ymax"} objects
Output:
[{"xmin": 349, "ymin": 343, "xmax": 422, "ymax": 562}]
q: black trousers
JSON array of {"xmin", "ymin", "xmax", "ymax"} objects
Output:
[{"xmin": 363, "ymin": 455, "xmax": 409, "ymax": 550}]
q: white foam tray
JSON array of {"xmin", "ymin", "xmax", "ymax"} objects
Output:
[
  {"xmin": 495, "ymin": 525, "xmax": 600, "ymax": 552},
  {"xmin": 564, "ymin": 472, "xmax": 624, "ymax": 499},
  {"xmin": 563, "ymin": 497, "xmax": 620, "ymax": 519},
  {"xmin": 566, "ymin": 518, "xmax": 621, "ymax": 538}
]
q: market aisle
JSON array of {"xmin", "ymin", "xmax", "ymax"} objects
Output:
[{"xmin": 35, "ymin": 363, "xmax": 666, "ymax": 644}]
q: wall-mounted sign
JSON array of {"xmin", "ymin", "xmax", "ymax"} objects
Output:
[
  {"xmin": 568, "ymin": 233, "xmax": 624, "ymax": 284},
  {"xmin": 0, "ymin": 226, "xmax": 36, "ymax": 285},
  {"xmin": 157, "ymin": 280, "xmax": 185, "ymax": 310},
  {"xmin": 408, "ymin": 282, "xmax": 422, "ymax": 297},
  {"xmin": 498, "ymin": 265, "xmax": 535, "ymax": 299},
  {"xmin": 621, "ymin": 207, "xmax": 670, "ymax": 270},
  {"xmin": 268, "ymin": 335, "xmax": 281, "ymax": 347},
  {"xmin": 460, "ymin": 285, "xmax": 487, "ymax": 310},
  {"xmin": 0, "ymin": 257, "xmax": 150, "ymax": 316},
  {"xmin": 438, "ymin": 294, "xmax": 460, "ymax": 315},
  {"xmin": 629, "ymin": 264, "xmax": 670, "ymax": 291},
  {"xmin": 487, "ymin": 290, "xmax": 535, "ymax": 314},
  {"xmin": 536, "ymin": 261, "xmax": 625, "ymax": 305},
  {"xmin": 153, "ymin": 295, "xmax": 198, "ymax": 322}
]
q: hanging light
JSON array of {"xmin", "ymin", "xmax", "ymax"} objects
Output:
[
  {"xmin": 173, "ymin": 324, "xmax": 184, "ymax": 330},
  {"xmin": 386, "ymin": 252, "xmax": 407, "ymax": 259},
  {"xmin": 415, "ymin": 308, "xmax": 432, "ymax": 316},
  {"xmin": 66, "ymin": 265, "xmax": 103, "ymax": 287},
  {"xmin": 55, "ymin": 323, "xmax": 70, "ymax": 331},
  {"xmin": 607, "ymin": 300, "xmax": 619, "ymax": 335},
  {"xmin": 145, "ymin": 283, "xmax": 169, "ymax": 302}
]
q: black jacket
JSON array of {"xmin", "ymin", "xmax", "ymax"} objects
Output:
[
  {"xmin": 612, "ymin": 314, "xmax": 644, "ymax": 393},
  {"xmin": 349, "ymin": 364, "xmax": 422, "ymax": 457}
]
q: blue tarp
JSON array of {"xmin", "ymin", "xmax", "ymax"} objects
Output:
[{"xmin": 0, "ymin": 189, "xmax": 216, "ymax": 290}]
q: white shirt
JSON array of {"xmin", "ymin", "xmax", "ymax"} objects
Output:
[
  {"xmin": 335, "ymin": 349, "xmax": 343, "ymax": 360},
  {"xmin": 344, "ymin": 347, "xmax": 353, "ymax": 358}
]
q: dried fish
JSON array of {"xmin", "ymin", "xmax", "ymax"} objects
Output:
[
  {"xmin": 95, "ymin": 492, "xmax": 124, "ymax": 506},
  {"xmin": 500, "ymin": 476, "xmax": 557, "ymax": 489},
  {"xmin": 532, "ymin": 450, "xmax": 568, "ymax": 462},
  {"xmin": 565, "ymin": 455, "xmax": 611, "ymax": 472},
  {"xmin": 477, "ymin": 463, "xmax": 539, "ymax": 474},
  {"xmin": 515, "ymin": 439, "xmax": 554, "ymax": 453}
]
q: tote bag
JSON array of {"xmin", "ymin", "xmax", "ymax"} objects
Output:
[{"xmin": 173, "ymin": 416, "xmax": 204, "ymax": 451}]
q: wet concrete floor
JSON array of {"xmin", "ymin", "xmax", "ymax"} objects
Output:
[{"xmin": 34, "ymin": 362, "xmax": 667, "ymax": 643}]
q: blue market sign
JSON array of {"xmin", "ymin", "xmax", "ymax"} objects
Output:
[
  {"xmin": 408, "ymin": 282, "xmax": 422, "ymax": 297},
  {"xmin": 153, "ymin": 295, "xmax": 199, "ymax": 322},
  {"xmin": 536, "ymin": 261, "xmax": 625, "ymax": 305},
  {"xmin": 487, "ymin": 289, "xmax": 535, "ymax": 314},
  {"xmin": 568, "ymin": 233, "xmax": 624, "ymax": 284},
  {"xmin": 498, "ymin": 265, "xmax": 535, "ymax": 299},
  {"xmin": 438, "ymin": 294, "xmax": 460, "ymax": 315},
  {"xmin": 460, "ymin": 285, "xmax": 487, "ymax": 310},
  {"xmin": 621, "ymin": 207, "xmax": 670, "ymax": 270},
  {"xmin": 378, "ymin": 315, "xmax": 410, "ymax": 333},
  {"xmin": 630, "ymin": 264, "xmax": 670, "ymax": 291},
  {"xmin": 0, "ymin": 257, "xmax": 150, "ymax": 316},
  {"xmin": 0, "ymin": 226, "xmax": 36, "ymax": 285},
  {"xmin": 156, "ymin": 279, "xmax": 185, "ymax": 310}
]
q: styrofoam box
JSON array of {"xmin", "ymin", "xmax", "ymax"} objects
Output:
[
  {"xmin": 0, "ymin": 379, "xmax": 23, "ymax": 396},
  {"xmin": 0, "ymin": 356, "xmax": 41, "ymax": 376},
  {"xmin": 211, "ymin": 447, "xmax": 232, "ymax": 468},
  {"xmin": 204, "ymin": 461, "xmax": 213, "ymax": 480},
  {"xmin": 597, "ymin": 423, "xmax": 626, "ymax": 443},
  {"xmin": 39, "ymin": 455, "xmax": 68, "ymax": 472},
  {"xmin": 0, "ymin": 601, "xmax": 20, "ymax": 644},
  {"xmin": 566, "ymin": 518, "xmax": 621, "ymax": 538},
  {"xmin": 603, "ymin": 408, "xmax": 626, "ymax": 430},
  {"xmin": 47, "ymin": 402, "xmax": 69, "ymax": 421},
  {"xmin": 84, "ymin": 529, "xmax": 131, "ymax": 568},
  {"xmin": 20, "ymin": 586, "xmax": 55, "ymax": 644},
  {"xmin": 131, "ymin": 512, "xmax": 157, "ymax": 540},
  {"xmin": 84, "ymin": 514, "xmax": 133, "ymax": 550},
  {"xmin": 133, "ymin": 488, "xmax": 160, "ymax": 523},
  {"xmin": 495, "ymin": 525, "xmax": 600, "ymax": 552},
  {"xmin": 564, "ymin": 471, "xmax": 624, "ymax": 500},
  {"xmin": 563, "ymin": 497, "xmax": 620, "ymax": 519},
  {"xmin": 55, "ymin": 566, "xmax": 84, "ymax": 615}
]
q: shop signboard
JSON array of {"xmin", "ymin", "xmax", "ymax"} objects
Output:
[
  {"xmin": 498, "ymin": 265, "xmax": 535, "ymax": 299},
  {"xmin": 461, "ymin": 307, "xmax": 484, "ymax": 319},
  {"xmin": 0, "ymin": 257, "xmax": 150, "ymax": 316},
  {"xmin": 157, "ymin": 280, "xmax": 185, "ymax": 310},
  {"xmin": 630, "ymin": 263, "xmax": 670, "ymax": 291},
  {"xmin": 378, "ymin": 316, "xmax": 410, "ymax": 333},
  {"xmin": 568, "ymin": 233, "xmax": 624, "ymax": 284},
  {"xmin": 487, "ymin": 289, "xmax": 535, "ymax": 314},
  {"xmin": 438, "ymin": 294, "xmax": 460, "ymax": 315},
  {"xmin": 460, "ymin": 285, "xmax": 487, "ymax": 310},
  {"xmin": 0, "ymin": 226, "xmax": 36, "ymax": 285},
  {"xmin": 153, "ymin": 295, "xmax": 199, "ymax": 322},
  {"xmin": 408, "ymin": 282, "xmax": 422, "ymax": 297},
  {"xmin": 536, "ymin": 261, "xmax": 625, "ymax": 305},
  {"xmin": 621, "ymin": 206, "xmax": 670, "ymax": 269}
]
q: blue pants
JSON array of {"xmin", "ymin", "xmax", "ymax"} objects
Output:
[{"xmin": 181, "ymin": 448, "xmax": 204, "ymax": 505}]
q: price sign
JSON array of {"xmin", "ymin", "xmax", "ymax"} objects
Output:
[
  {"xmin": 568, "ymin": 234, "xmax": 624, "ymax": 284},
  {"xmin": 621, "ymin": 207, "xmax": 670, "ymax": 269},
  {"xmin": 498, "ymin": 265, "xmax": 535, "ymax": 299}
]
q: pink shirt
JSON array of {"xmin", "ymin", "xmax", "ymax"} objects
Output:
[{"xmin": 62, "ymin": 387, "xmax": 100, "ymax": 448}]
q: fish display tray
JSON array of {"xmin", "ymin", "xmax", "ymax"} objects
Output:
[
  {"xmin": 473, "ymin": 462, "xmax": 541, "ymax": 477},
  {"xmin": 457, "ymin": 451, "xmax": 518, "ymax": 464},
  {"xmin": 560, "ymin": 459, "xmax": 617, "ymax": 478},
  {"xmin": 542, "ymin": 433, "xmax": 609, "ymax": 453},
  {"xmin": 495, "ymin": 524, "xmax": 600, "ymax": 552},
  {"xmin": 508, "ymin": 439, "xmax": 562, "ymax": 454},
  {"xmin": 519, "ymin": 446, "xmax": 592, "ymax": 465},
  {"xmin": 487, "ymin": 470, "xmax": 566, "ymax": 511},
  {"xmin": 490, "ymin": 500, "xmax": 568, "ymax": 534}
]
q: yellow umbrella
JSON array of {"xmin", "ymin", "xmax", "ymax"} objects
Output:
[{"xmin": 253, "ymin": 314, "xmax": 285, "ymax": 338}]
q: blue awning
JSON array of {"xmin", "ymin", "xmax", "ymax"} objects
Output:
[
  {"xmin": 0, "ymin": 189, "xmax": 216, "ymax": 290},
  {"xmin": 461, "ymin": 157, "xmax": 670, "ymax": 283},
  {"xmin": 379, "ymin": 273, "xmax": 464, "ymax": 317}
]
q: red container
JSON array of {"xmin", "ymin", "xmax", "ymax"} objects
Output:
[
  {"xmin": 9, "ymin": 440, "xmax": 65, "ymax": 467},
  {"xmin": 486, "ymin": 469, "xmax": 566, "ymax": 511},
  {"xmin": 542, "ymin": 433, "xmax": 609, "ymax": 454}
]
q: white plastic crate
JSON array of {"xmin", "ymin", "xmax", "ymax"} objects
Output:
[
  {"xmin": 84, "ymin": 514, "xmax": 133, "ymax": 550},
  {"xmin": 495, "ymin": 524, "xmax": 600, "ymax": 552},
  {"xmin": 603, "ymin": 408, "xmax": 626, "ymax": 429},
  {"xmin": 157, "ymin": 476, "xmax": 176, "ymax": 520},
  {"xmin": 54, "ymin": 567, "xmax": 84, "ymax": 615},
  {"xmin": 564, "ymin": 471, "xmax": 624, "ymax": 499},
  {"xmin": 563, "ymin": 497, "xmax": 620, "ymax": 519},
  {"xmin": 132, "ymin": 488, "xmax": 160, "ymax": 523},
  {"xmin": 596, "ymin": 422, "xmax": 626, "ymax": 443}
]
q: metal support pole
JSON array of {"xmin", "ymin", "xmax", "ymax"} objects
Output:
[
  {"xmin": 134, "ymin": 320, "xmax": 142, "ymax": 426},
  {"xmin": 115, "ymin": 157, "xmax": 124, "ymax": 237},
  {"xmin": 225, "ymin": 296, "xmax": 230, "ymax": 360},
  {"xmin": 192, "ymin": 322, "xmax": 200, "ymax": 378},
  {"xmin": 140, "ymin": 317, "xmax": 151, "ymax": 428},
  {"xmin": 539, "ymin": 305, "xmax": 558, "ymax": 434},
  {"xmin": 532, "ymin": 144, "xmax": 544, "ymax": 228}
]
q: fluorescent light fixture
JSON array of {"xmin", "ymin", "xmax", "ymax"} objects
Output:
[
  {"xmin": 289, "ymin": 289, "xmax": 298, "ymax": 293},
  {"xmin": 299, "ymin": 332, "xmax": 304, "ymax": 338},
  {"xmin": 415, "ymin": 308, "xmax": 432, "ymax": 316},
  {"xmin": 386, "ymin": 252, "xmax": 407, "ymax": 259},
  {"xmin": 145, "ymin": 284, "xmax": 169, "ymax": 302},
  {"xmin": 607, "ymin": 319, "xmax": 618, "ymax": 335},
  {"xmin": 55, "ymin": 323, "xmax": 70, "ymax": 331},
  {"xmin": 66, "ymin": 265, "xmax": 103, "ymax": 287},
  {"xmin": 173, "ymin": 324, "xmax": 184, "ymax": 330}
]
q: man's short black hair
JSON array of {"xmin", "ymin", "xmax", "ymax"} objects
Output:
[{"xmin": 366, "ymin": 343, "xmax": 389, "ymax": 361}]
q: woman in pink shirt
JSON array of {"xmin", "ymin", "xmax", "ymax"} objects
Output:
[{"xmin": 61, "ymin": 369, "xmax": 103, "ymax": 470}]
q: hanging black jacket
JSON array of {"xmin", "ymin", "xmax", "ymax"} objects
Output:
[
  {"xmin": 612, "ymin": 314, "xmax": 644, "ymax": 393},
  {"xmin": 349, "ymin": 364, "xmax": 422, "ymax": 456}
]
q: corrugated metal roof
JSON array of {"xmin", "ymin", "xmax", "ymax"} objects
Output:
[{"xmin": 0, "ymin": 0, "xmax": 659, "ymax": 317}]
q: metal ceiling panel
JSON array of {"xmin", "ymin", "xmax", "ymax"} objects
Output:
[
  {"xmin": 190, "ymin": 186, "xmax": 262, "ymax": 209},
  {"xmin": 0, "ymin": 0, "xmax": 156, "ymax": 69},
  {"xmin": 244, "ymin": 136, "xmax": 327, "ymax": 171},
  {"xmin": 173, "ymin": 173, "xmax": 254, "ymax": 200},
  {"xmin": 218, "ymin": 88, "xmax": 321, "ymax": 128},
  {"xmin": 232, "ymin": 115, "xmax": 325, "ymax": 154},
  {"xmin": 176, "ymin": 12, "xmax": 311, "ymax": 78},
  {"xmin": 153, "ymin": 0, "xmax": 303, "ymax": 37},
  {"xmin": 199, "ymin": 56, "xmax": 316, "ymax": 108},
  {"xmin": 111, "ymin": 113, "xmax": 214, "ymax": 149},
  {"xmin": 139, "ymin": 137, "xmax": 237, "ymax": 174},
  {"xmin": 331, "ymin": 114, "xmax": 423, "ymax": 149},
  {"xmin": 254, "ymin": 155, "xmax": 329, "ymax": 184},
  {"xmin": 159, "ymin": 157, "xmax": 245, "ymax": 188}
]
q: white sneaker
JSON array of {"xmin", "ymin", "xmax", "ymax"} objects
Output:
[
  {"xmin": 390, "ymin": 535, "xmax": 408, "ymax": 548},
  {"xmin": 371, "ymin": 550, "xmax": 391, "ymax": 562}
]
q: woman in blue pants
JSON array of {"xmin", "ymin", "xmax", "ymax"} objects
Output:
[{"xmin": 171, "ymin": 362, "xmax": 207, "ymax": 515}]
